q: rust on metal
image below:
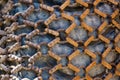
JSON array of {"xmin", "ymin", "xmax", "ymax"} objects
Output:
[
  {"xmin": 60, "ymin": 0, "xmax": 70, "ymax": 10},
  {"xmin": 68, "ymin": 50, "xmax": 80, "ymax": 61},
  {"xmin": 44, "ymin": 14, "xmax": 56, "ymax": 25},
  {"xmin": 66, "ymin": 37, "xmax": 78, "ymax": 47},
  {"xmin": 48, "ymin": 37, "xmax": 60, "ymax": 47},
  {"xmin": 68, "ymin": 64, "xmax": 80, "ymax": 73},
  {"xmin": 85, "ymin": 49, "xmax": 96, "ymax": 59},
  {"xmin": 65, "ymin": 22, "xmax": 76, "ymax": 34},
  {"xmin": 0, "ymin": 0, "xmax": 120, "ymax": 79},
  {"xmin": 81, "ymin": 22, "xmax": 94, "ymax": 32}
]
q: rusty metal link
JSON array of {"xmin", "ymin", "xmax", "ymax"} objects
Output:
[
  {"xmin": 60, "ymin": 0, "xmax": 70, "ymax": 10},
  {"xmin": 28, "ymin": 65, "xmax": 42, "ymax": 74},
  {"xmin": 1, "ymin": 0, "xmax": 14, "ymax": 14},
  {"xmin": 104, "ymin": 73, "xmax": 112, "ymax": 80},
  {"xmin": 115, "ymin": 63, "xmax": 120, "ymax": 76},
  {"xmin": 26, "ymin": 29, "xmax": 40, "ymax": 39},
  {"xmin": 98, "ymin": 21, "xmax": 108, "ymax": 33},
  {"xmin": 80, "ymin": 9, "xmax": 90, "ymax": 20},
  {"xmin": 112, "ymin": 19, "xmax": 120, "ymax": 29},
  {"xmin": 11, "ymin": 64, "xmax": 23, "ymax": 74},
  {"xmin": 8, "ymin": 54, "xmax": 22, "ymax": 62},
  {"xmin": 0, "ymin": 0, "xmax": 120, "ymax": 79},
  {"xmin": 23, "ymin": 20, "xmax": 37, "ymax": 28},
  {"xmin": 25, "ymin": 41, "xmax": 40, "ymax": 49},
  {"xmin": 61, "ymin": 13, "xmax": 75, "ymax": 21},
  {"xmin": 102, "ymin": 47, "xmax": 111, "ymax": 58},
  {"xmin": 76, "ymin": 0, "xmax": 89, "ymax": 7},
  {"xmin": 5, "ymin": 22, "xmax": 18, "ymax": 33},
  {"xmin": 0, "ymin": 36, "xmax": 8, "ymax": 46},
  {"xmin": 45, "ymin": 28, "xmax": 59, "ymax": 36},
  {"xmin": 8, "ymin": 34, "xmax": 21, "ymax": 41},
  {"xmin": 108, "ymin": 0, "xmax": 119, "ymax": 5},
  {"xmin": 68, "ymin": 49, "xmax": 80, "ymax": 61},
  {"xmin": 49, "ymin": 64, "xmax": 62, "ymax": 74},
  {"xmin": 48, "ymin": 51, "xmax": 61, "ymax": 61},
  {"xmin": 40, "ymin": 4, "xmax": 54, "ymax": 12},
  {"xmin": 101, "ymin": 60, "xmax": 112, "ymax": 69},
  {"xmin": 86, "ymin": 61, "xmax": 96, "ymax": 73},
  {"xmin": 94, "ymin": 8, "xmax": 107, "ymax": 18},
  {"xmin": 98, "ymin": 34, "xmax": 110, "ymax": 44},
  {"xmin": 21, "ymin": 5, "xmax": 34, "ymax": 17},
  {"xmin": 48, "ymin": 37, "xmax": 60, "ymax": 47},
  {"xmin": 44, "ymin": 14, "xmax": 56, "ymax": 25},
  {"xmin": 81, "ymin": 21, "xmax": 94, "ymax": 32},
  {"xmin": 72, "ymin": 76, "xmax": 80, "ymax": 80},
  {"xmin": 28, "ymin": 52, "xmax": 42, "ymax": 62},
  {"xmin": 93, "ymin": 0, "xmax": 101, "ymax": 6},
  {"xmin": 0, "ymin": 64, "xmax": 10, "ymax": 72},
  {"xmin": 86, "ymin": 74, "xmax": 92, "ymax": 80},
  {"xmin": 2, "ymin": 15, "xmax": 16, "ymax": 21},
  {"xmin": 8, "ymin": 42, "xmax": 21, "ymax": 53},
  {"xmin": 85, "ymin": 49, "xmax": 96, "ymax": 59},
  {"xmin": 65, "ymin": 22, "xmax": 76, "ymax": 34},
  {"xmin": 111, "ymin": 9, "xmax": 119, "ymax": 19},
  {"xmin": 66, "ymin": 37, "xmax": 78, "ymax": 47},
  {"xmin": 114, "ymin": 33, "xmax": 120, "ymax": 53},
  {"xmin": 68, "ymin": 63, "xmax": 80, "ymax": 73},
  {"xmin": 84, "ymin": 36, "xmax": 94, "ymax": 47}
]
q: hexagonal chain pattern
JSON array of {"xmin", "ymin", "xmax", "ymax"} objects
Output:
[{"xmin": 0, "ymin": 0, "xmax": 120, "ymax": 80}]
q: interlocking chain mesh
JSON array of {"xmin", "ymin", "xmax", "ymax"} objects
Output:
[{"xmin": 0, "ymin": 0, "xmax": 120, "ymax": 80}]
